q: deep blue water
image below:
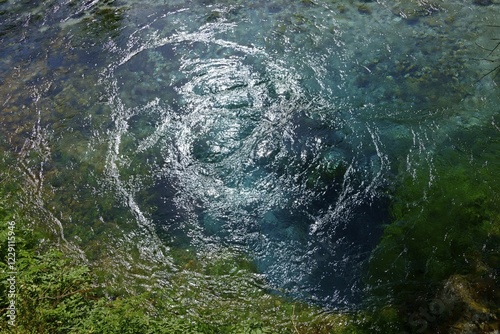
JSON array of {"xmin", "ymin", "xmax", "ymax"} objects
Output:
[{"xmin": 1, "ymin": 0, "xmax": 499, "ymax": 310}]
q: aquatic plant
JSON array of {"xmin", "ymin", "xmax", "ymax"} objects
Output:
[
  {"xmin": 365, "ymin": 122, "xmax": 500, "ymax": 331},
  {"xmin": 0, "ymin": 176, "xmax": 372, "ymax": 333}
]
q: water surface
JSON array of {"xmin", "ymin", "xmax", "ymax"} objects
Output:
[{"xmin": 0, "ymin": 0, "xmax": 499, "ymax": 310}]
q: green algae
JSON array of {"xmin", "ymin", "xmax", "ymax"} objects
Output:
[
  {"xmin": 0, "ymin": 182, "xmax": 370, "ymax": 334},
  {"xmin": 365, "ymin": 120, "xmax": 500, "ymax": 330},
  {"xmin": 0, "ymin": 2, "xmax": 498, "ymax": 332},
  {"xmin": 357, "ymin": 4, "xmax": 372, "ymax": 15},
  {"xmin": 306, "ymin": 156, "xmax": 347, "ymax": 189},
  {"xmin": 0, "ymin": 163, "xmax": 391, "ymax": 333},
  {"xmin": 82, "ymin": 6, "xmax": 126, "ymax": 39}
]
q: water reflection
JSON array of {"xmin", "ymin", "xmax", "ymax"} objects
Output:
[
  {"xmin": 99, "ymin": 3, "xmax": 404, "ymax": 307},
  {"xmin": 0, "ymin": 0, "xmax": 499, "ymax": 312}
]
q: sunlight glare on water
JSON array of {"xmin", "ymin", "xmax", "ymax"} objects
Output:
[
  {"xmin": 0, "ymin": 0, "xmax": 498, "ymax": 310},
  {"xmin": 96, "ymin": 0, "xmax": 500, "ymax": 307},
  {"xmin": 97, "ymin": 1, "xmax": 397, "ymax": 307},
  {"xmin": 101, "ymin": 1, "xmax": 412, "ymax": 307}
]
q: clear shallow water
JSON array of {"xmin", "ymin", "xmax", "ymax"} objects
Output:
[{"xmin": 1, "ymin": 0, "xmax": 499, "ymax": 310}]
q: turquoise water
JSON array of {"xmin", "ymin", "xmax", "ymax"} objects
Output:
[{"xmin": 1, "ymin": 0, "xmax": 499, "ymax": 312}]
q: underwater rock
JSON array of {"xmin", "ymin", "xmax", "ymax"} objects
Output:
[
  {"xmin": 301, "ymin": 0, "xmax": 316, "ymax": 6},
  {"xmin": 437, "ymin": 275, "xmax": 499, "ymax": 334},
  {"xmin": 390, "ymin": 0, "xmax": 440, "ymax": 24},
  {"xmin": 472, "ymin": 0, "xmax": 493, "ymax": 5},
  {"xmin": 206, "ymin": 10, "xmax": 222, "ymax": 23},
  {"xmin": 336, "ymin": 4, "xmax": 348, "ymax": 14},
  {"xmin": 357, "ymin": 4, "xmax": 372, "ymax": 15}
]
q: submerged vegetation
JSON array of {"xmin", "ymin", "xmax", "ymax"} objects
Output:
[
  {"xmin": 0, "ymin": 0, "xmax": 499, "ymax": 333},
  {"xmin": 1, "ymin": 120, "xmax": 499, "ymax": 332},
  {"xmin": 0, "ymin": 185, "xmax": 368, "ymax": 334},
  {"xmin": 366, "ymin": 121, "xmax": 500, "ymax": 332}
]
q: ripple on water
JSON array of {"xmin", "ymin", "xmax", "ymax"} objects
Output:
[
  {"xmin": 3, "ymin": 0, "xmax": 496, "ymax": 310},
  {"xmin": 98, "ymin": 2, "xmax": 399, "ymax": 308}
]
